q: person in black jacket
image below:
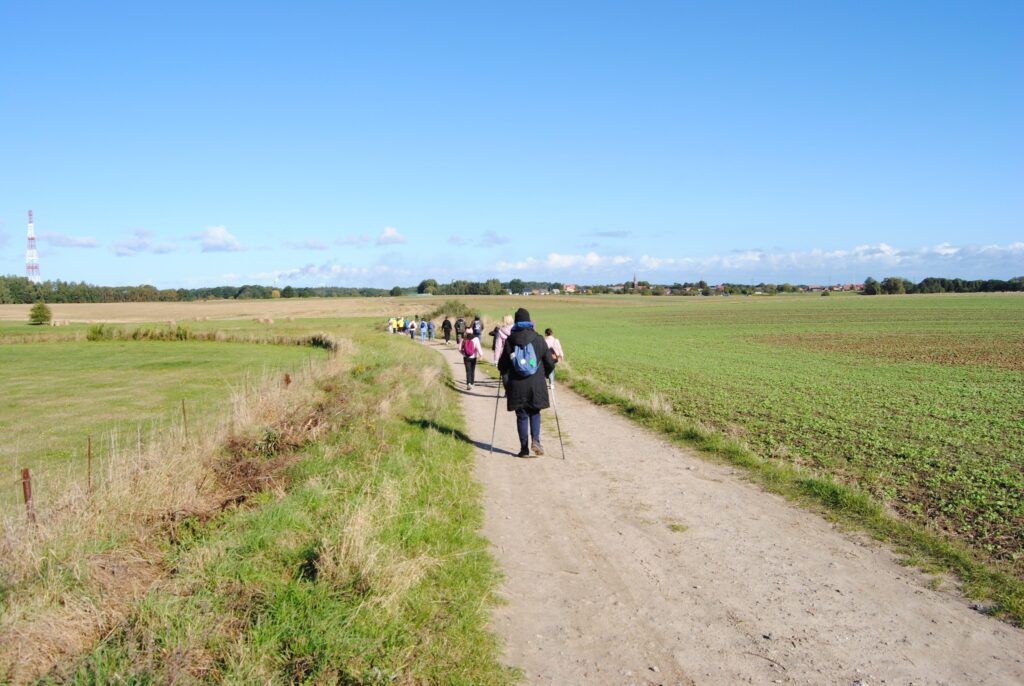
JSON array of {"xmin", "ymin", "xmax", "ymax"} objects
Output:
[
  {"xmin": 497, "ymin": 307, "xmax": 557, "ymax": 457},
  {"xmin": 441, "ymin": 316, "xmax": 453, "ymax": 345}
]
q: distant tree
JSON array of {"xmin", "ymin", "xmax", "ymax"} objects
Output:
[
  {"xmin": 28, "ymin": 300, "xmax": 52, "ymax": 325},
  {"xmin": 862, "ymin": 277, "xmax": 881, "ymax": 295},
  {"xmin": 281, "ymin": 285, "xmax": 296, "ymax": 298},
  {"xmin": 484, "ymin": 278, "xmax": 503, "ymax": 295},
  {"xmin": 389, "ymin": 286, "xmax": 403, "ymax": 297},
  {"xmin": 417, "ymin": 279, "xmax": 439, "ymax": 295},
  {"xmin": 880, "ymin": 276, "xmax": 906, "ymax": 295},
  {"xmin": 508, "ymin": 278, "xmax": 525, "ymax": 294}
]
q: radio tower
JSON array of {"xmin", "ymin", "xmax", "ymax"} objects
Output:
[{"xmin": 26, "ymin": 210, "xmax": 41, "ymax": 283}]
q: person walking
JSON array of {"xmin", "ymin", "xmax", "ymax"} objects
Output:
[
  {"xmin": 472, "ymin": 315, "xmax": 483, "ymax": 339},
  {"xmin": 441, "ymin": 316, "xmax": 453, "ymax": 344},
  {"xmin": 544, "ymin": 327, "xmax": 565, "ymax": 388},
  {"xmin": 408, "ymin": 318, "xmax": 417, "ymax": 340},
  {"xmin": 419, "ymin": 319, "xmax": 428, "ymax": 341},
  {"xmin": 454, "ymin": 316, "xmax": 466, "ymax": 344},
  {"xmin": 497, "ymin": 308, "xmax": 557, "ymax": 457},
  {"xmin": 427, "ymin": 319, "xmax": 435, "ymax": 340},
  {"xmin": 492, "ymin": 314, "xmax": 514, "ymax": 364},
  {"xmin": 461, "ymin": 330, "xmax": 482, "ymax": 389}
]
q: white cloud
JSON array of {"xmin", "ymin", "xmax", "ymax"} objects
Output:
[
  {"xmin": 254, "ymin": 260, "xmax": 412, "ymax": 286},
  {"xmin": 495, "ymin": 251, "xmax": 632, "ymax": 272},
  {"xmin": 192, "ymin": 225, "xmax": 245, "ymax": 252},
  {"xmin": 376, "ymin": 226, "xmax": 406, "ymax": 245},
  {"xmin": 448, "ymin": 234, "xmax": 468, "ymax": 246},
  {"xmin": 111, "ymin": 230, "xmax": 151, "ymax": 256},
  {"xmin": 588, "ymin": 230, "xmax": 631, "ymax": 238},
  {"xmin": 285, "ymin": 239, "xmax": 329, "ymax": 250},
  {"xmin": 336, "ymin": 234, "xmax": 370, "ymax": 247},
  {"xmin": 478, "ymin": 230, "xmax": 509, "ymax": 247},
  {"xmin": 153, "ymin": 243, "xmax": 178, "ymax": 254},
  {"xmin": 488, "ymin": 241, "xmax": 1024, "ymax": 282},
  {"xmin": 41, "ymin": 231, "xmax": 98, "ymax": 248}
]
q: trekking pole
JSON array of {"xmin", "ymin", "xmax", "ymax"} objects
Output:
[
  {"xmin": 489, "ymin": 375, "xmax": 502, "ymax": 454},
  {"xmin": 550, "ymin": 384, "xmax": 566, "ymax": 460}
]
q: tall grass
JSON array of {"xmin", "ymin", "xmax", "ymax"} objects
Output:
[
  {"xmin": 84, "ymin": 322, "xmax": 343, "ymax": 352},
  {"xmin": 0, "ymin": 339, "xmax": 353, "ymax": 683}
]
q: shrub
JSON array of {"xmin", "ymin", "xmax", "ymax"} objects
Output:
[
  {"xmin": 28, "ymin": 301, "xmax": 52, "ymax": 325},
  {"xmin": 423, "ymin": 299, "xmax": 474, "ymax": 320}
]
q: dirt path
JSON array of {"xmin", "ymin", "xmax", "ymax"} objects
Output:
[{"xmin": 427, "ymin": 340, "xmax": 1024, "ymax": 685}]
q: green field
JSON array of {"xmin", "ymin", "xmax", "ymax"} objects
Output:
[
  {"xmin": 0, "ymin": 339, "xmax": 325, "ymax": 508},
  {"xmin": 478, "ymin": 294, "xmax": 1024, "ymax": 572}
]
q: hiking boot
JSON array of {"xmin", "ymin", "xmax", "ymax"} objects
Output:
[
  {"xmin": 531, "ymin": 442, "xmax": 544, "ymax": 456},
  {"xmin": 517, "ymin": 446, "xmax": 531, "ymax": 458}
]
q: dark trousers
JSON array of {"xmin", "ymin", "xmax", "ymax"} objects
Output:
[
  {"xmin": 444, "ymin": 331, "xmax": 451, "ymax": 343},
  {"xmin": 515, "ymin": 408, "xmax": 541, "ymax": 449},
  {"xmin": 463, "ymin": 357, "xmax": 477, "ymax": 385}
]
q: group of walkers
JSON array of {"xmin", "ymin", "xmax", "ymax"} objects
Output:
[
  {"xmin": 385, "ymin": 308, "xmax": 566, "ymax": 458},
  {"xmin": 387, "ymin": 316, "xmax": 436, "ymax": 341}
]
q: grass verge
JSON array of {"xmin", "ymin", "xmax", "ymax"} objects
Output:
[
  {"xmin": 561, "ymin": 368, "xmax": 1024, "ymax": 627},
  {"xmin": 2, "ymin": 329, "xmax": 513, "ymax": 684}
]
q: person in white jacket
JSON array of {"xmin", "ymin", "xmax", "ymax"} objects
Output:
[{"xmin": 492, "ymin": 314, "xmax": 514, "ymax": 365}]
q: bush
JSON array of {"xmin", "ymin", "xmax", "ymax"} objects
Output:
[
  {"xmin": 423, "ymin": 299, "xmax": 474, "ymax": 320},
  {"xmin": 28, "ymin": 301, "xmax": 52, "ymax": 325}
]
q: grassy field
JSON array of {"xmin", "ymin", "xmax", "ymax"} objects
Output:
[
  {"xmin": 0, "ymin": 339, "xmax": 325, "ymax": 509},
  {"xmin": 1, "ymin": 323, "xmax": 511, "ymax": 684},
  {"xmin": 479, "ymin": 294, "xmax": 1024, "ymax": 575}
]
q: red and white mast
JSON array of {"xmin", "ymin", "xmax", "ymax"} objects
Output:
[{"xmin": 26, "ymin": 210, "xmax": 41, "ymax": 283}]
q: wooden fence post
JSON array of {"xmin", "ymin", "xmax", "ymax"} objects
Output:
[
  {"xmin": 21, "ymin": 468, "xmax": 35, "ymax": 523},
  {"xmin": 181, "ymin": 398, "xmax": 189, "ymax": 442}
]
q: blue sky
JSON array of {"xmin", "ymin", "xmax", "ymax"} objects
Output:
[{"xmin": 1, "ymin": 1, "xmax": 1021, "ymax": 288}]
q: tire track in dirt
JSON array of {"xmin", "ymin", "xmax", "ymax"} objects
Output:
[{"xmin": 426, "ymin": 340, "xmax": 1024, "ymax": 685}]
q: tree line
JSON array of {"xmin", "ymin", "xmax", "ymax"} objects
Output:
[
  {"xmin": 861, "ymin": 276, "xmax": 1024, "ymax": 295},
  {"xmin": 1, "ymin": 273, "xmax": 1021, "ymax": 305},
  {"xmin": 0, "ymin": 276, "xmax": 389, "ymax": 304}
]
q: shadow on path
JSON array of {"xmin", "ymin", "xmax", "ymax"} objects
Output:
[{"xmin": 403, "ymin": 417, "xmax": 520, "ymax": 458}]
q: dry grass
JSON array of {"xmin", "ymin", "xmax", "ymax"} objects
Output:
[
  {"xmin": 0, "ymin": 343, "xmax": 353, "ymax": 684},
  {"xmin": 315, "ymin": 479, "xmax": 438, "ymax": 613}
]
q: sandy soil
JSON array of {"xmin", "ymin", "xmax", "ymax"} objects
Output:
[{"xmin": 427, "ymin": 339, "xmax": 1024, "ymax": 685}]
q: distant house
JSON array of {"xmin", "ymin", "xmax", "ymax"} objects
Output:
[{"xmin": 563, "ymin": 283, "xmax": 577, "ymax": 293}]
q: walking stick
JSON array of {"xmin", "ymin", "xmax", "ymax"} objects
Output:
[
  {"xmin": 550, "ymin": 383, "xmax": 566, "ymax": 460},
  {"xmin": 489, "ymin": 374, "xmax": 502, "ymax": 454}
]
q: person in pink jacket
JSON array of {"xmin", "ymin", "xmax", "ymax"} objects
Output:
[
  {"xmin": 461, "ymin": 330, "xmax": 483, "ymax": 388},
  {"xmin": 544, "ymin": 328, "xmax": 565, "ymax": 388}
]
